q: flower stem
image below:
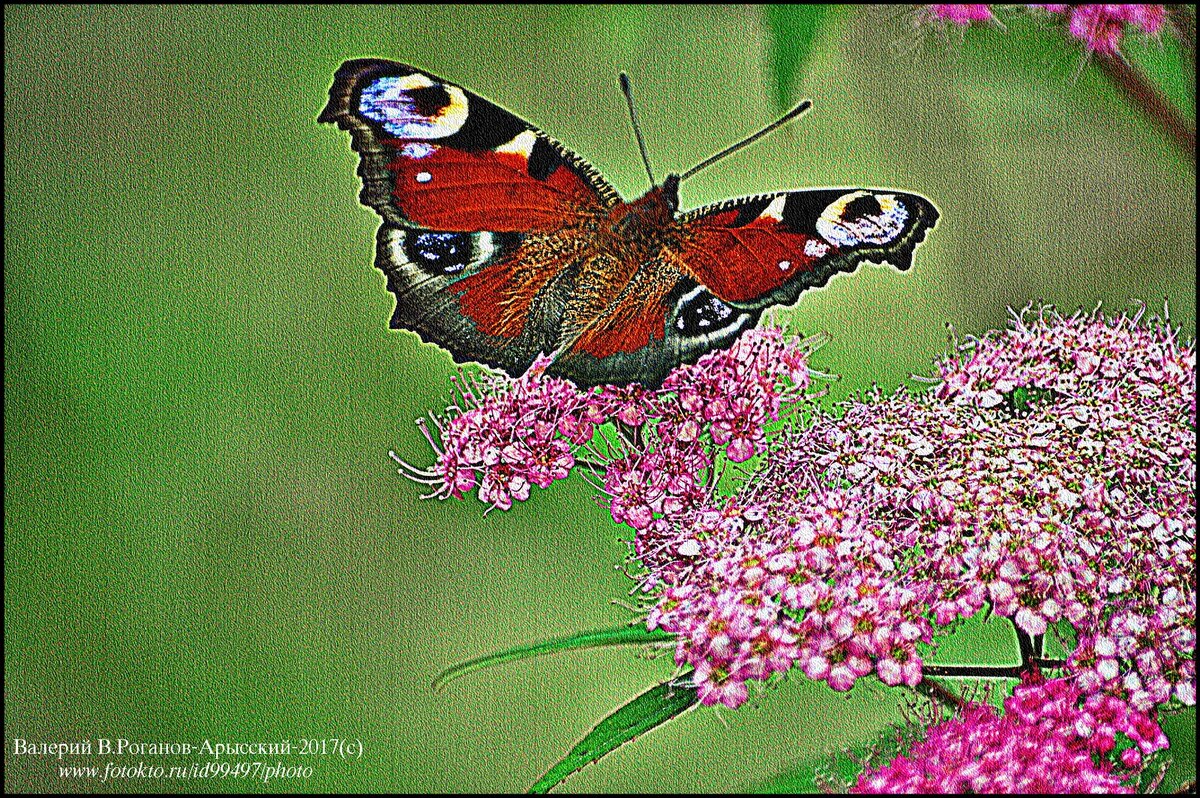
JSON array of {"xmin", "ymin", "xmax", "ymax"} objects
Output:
[
  {"xmin": 1014, "ymin": 626, "xmax": 1045, "ymax": 672},
  {"xmin": 1095, "ymin": 53, "xmax": 1196, "ymax": 165},
  {"xmin": 1169, "ymin": 5, "xmax": 1196, "ymax": 74},
  {"xmin": 572, "ymin": 457, "xmax": 610, "ymax": 475},
  {"xmin": 912, "ymin": 677, "xmax": 967, "ymax": 711},
  {"xmin": 921, "ymin": 659, "xmax": 1067, "ymax": 679}
]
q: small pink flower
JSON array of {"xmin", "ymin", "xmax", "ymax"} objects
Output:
[
  {"xmin": 693, "ymin": 661, "xmax": 751, "ymax": 708},
  {"xmin": 1035, "ymin": 3, "xmax": 1167, "ymax": 55},
  {"xmin": 926, "ymin": 4, "xmax": 995, "ymax": 25},
  {"xmin": 478, "ymin": 465, "xmax": 530, "ymax": 511}
]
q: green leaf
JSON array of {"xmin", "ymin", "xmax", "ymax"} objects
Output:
[
  {"xmin": 764, "ymin": 5, "xmax": 834, "ymax": 113},
  {"xmin": 433, "ymin": 624, "xmax": 674, "ymax": 692},
  {"xmin": 529, "ymin": 676, "xmax": 699, "ymax": 794}
]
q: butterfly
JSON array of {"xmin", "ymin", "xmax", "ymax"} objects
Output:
[{"xmin": 320, "ymin": 59, "xmax": 938, "ymax": 388}]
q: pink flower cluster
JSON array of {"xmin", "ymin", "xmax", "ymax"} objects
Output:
[
  {"xmin": 400, "ymin": 303, "xmax": 1194, "ymax": 724},
  {"xmin": 637, "ymin": 305, "xmax": 1194, "ymax": 710},
  {"xmin": 396, "ymin": 329, "xmax": 817, "ymax": 521},
  {"xmin": 921, "ymin": 4, "xmax": 1168, "ymax": 55},
  {"xmin": 397, "ymin": 355, "xmax": 591, "ymax": 511},
  {"xmin": 1035, "ymin": 4, "xmax": 1166, "ymax": 55},
  {"xmin": 852, "ymin": 674, "xmax": 1168, "ymax": 793},
  {"xmin": 604, "ymin": 328, "xmax": 813, "ymax": 536},
  {"xmin": 645, "ymin": 487, "xmax": 935, "ymax": 707}
]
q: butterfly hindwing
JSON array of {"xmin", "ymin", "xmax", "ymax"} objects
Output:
[
  {"xmin": 375, "ymin": 226, "xmax": 597, "ymax": 378},
  {"xmin": 679, "ymin": 188, "xmax": 939, "ymax": 311},
  {"xmin": 550, "ymin": 272, "xmax": 758, "ymax": 388}
]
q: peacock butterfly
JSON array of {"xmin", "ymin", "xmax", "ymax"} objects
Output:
[{"xmin": 319, "ymin": 59, "xmax": 938, "ymax": 388}]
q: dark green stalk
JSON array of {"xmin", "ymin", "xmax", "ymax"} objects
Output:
[{"xmin": 1095, "ymin": 54, "xmax": 1196, "ymax": 165}]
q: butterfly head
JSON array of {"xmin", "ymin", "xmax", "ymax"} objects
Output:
[
  {"xmin": 661, "ymin": 174, "xmax": 681, "ymax": 213},
  {"xmin": 619, "ymin": 178, "xmax": 680, "ymax": 239}
]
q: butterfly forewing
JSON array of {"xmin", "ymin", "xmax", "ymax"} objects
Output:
[
  {"xmin": 319, "ymin": 59, "xmax": 617, "ymax": 230},
  {"xmin": 678, "ymin": 189, "xmax": 939, "ymax": 311}
]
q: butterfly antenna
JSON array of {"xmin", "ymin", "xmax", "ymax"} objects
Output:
[
  {"xmin": 678, "ymin": 99, "xmax": 813, "ymax": 183},
  {"xmin": 620, "ymin": 72, "xmax": 657, "ymax": 188}
]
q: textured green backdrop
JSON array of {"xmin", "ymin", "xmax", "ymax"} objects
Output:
[{"xmin": 5, "ymin": 5, "xmax": 1195, "ymax": 793}]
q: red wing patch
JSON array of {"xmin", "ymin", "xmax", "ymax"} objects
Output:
[
  {"xmin": 448, "ymin": 255, "xmax": 527, "ymax": 339},
  {"xmin": 449, "ymin": 234, "xmax": 588, "ymax": 341},
  {"xmin": 385, "ymin": 139, "xmax": 605, "ymax": 232},
  {"xmin": 571, "ymin": 295, "xmax": 670, "ymax": 359},
  {"xmin": 681, "ymin": 205, "xmax": 830, "ymax": 303}
]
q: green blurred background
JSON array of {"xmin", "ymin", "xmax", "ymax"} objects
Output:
[{"xmin": 5, "ymin": 5, "xmax": 1195, "ymax": 793}]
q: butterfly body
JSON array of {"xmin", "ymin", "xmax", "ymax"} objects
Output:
[{"xmin": 321, "ymin": 59, "xmax": 938, "ymax": 387}]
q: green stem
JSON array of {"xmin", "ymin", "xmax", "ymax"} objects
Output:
[
  {"xmin": 1095, "ymin": 54, "xmax": 1196, "ymax": 165},
  {"xmin": 572, "ymin": 457, "xmax": 609, "ymax": 474},
  {"xmin": 1169, "ymin": 5, "xmax": 1196, "ymax": 73},
  {"xmin": 922, "ymin": 659, "xmax": 1068, "ymax": 679},
  {"xmin": 912, "ymin": 677, "xmax": 967, "ymax": 711},
  {"xmin": 1169, "ymin": 4, "xmax": 1197, "ymax": 111}
]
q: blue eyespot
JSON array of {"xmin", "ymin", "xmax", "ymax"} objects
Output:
[{"xmin": 405, "ymin": 231, "xmax": 472, "ymax": 275}]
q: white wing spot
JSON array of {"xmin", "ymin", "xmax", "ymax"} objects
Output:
[
  {"xmin": 804, "ymin": 240, "xmax": 830, "ymax": 257},
  {"xmin": 415, "ymin": 171, "xmax": 432, "ymax": 183},
  {"xmin": 495, "ymin": 130, "xmax": 538, "ymax": 159},
  {"xmin": 397, "ymin": 73, "xmax": 436, "ymax": 90},
  {"xmin": 401, "ymin": 142, "xmax": 435, "ymax": 159},
  {"xmin": 778, "ymin": 260, "xmax": 791, "ymax": 271},
  {"xmin": 760, "ymin": 195, "xmax": 787, "ymax": 222}
]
